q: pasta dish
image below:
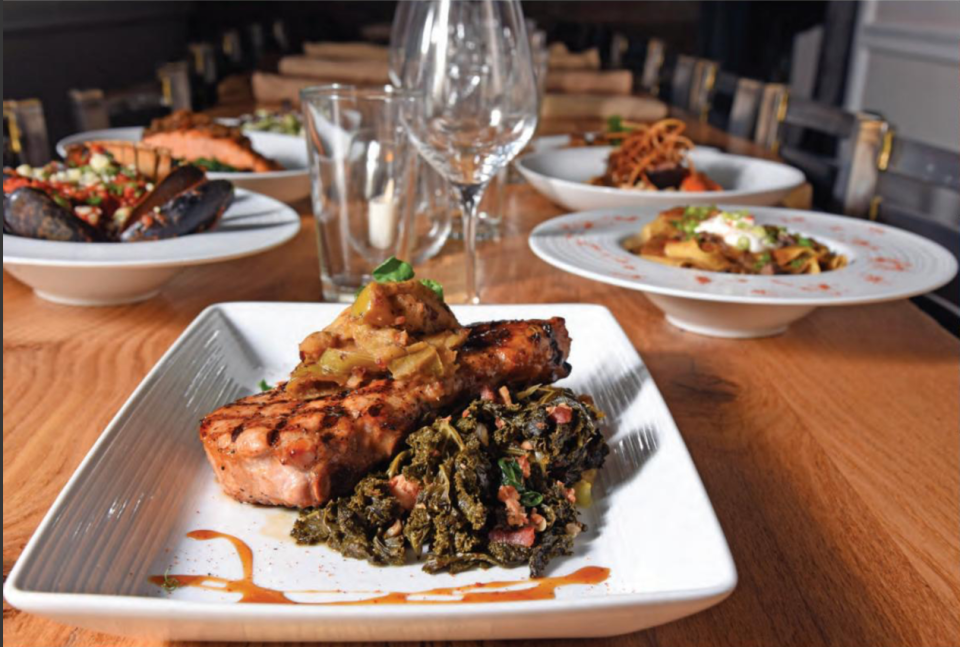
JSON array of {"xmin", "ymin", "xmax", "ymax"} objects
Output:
[
  {"xmin": 590, "ymin": 119, "xmax": 720, "ymax": 192},
  {"xmin": 624, "ymin": 206, "xmax": 848, "ymax": 275}
]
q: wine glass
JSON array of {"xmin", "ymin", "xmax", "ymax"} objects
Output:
[{"xmin": 398, "ymin": 0, "xmax": 539, "ymax": 303}]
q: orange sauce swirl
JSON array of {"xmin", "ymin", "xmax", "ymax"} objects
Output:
[{"xmin": 150, "ymin": 530, "xmax": 610, "ymax": 606}]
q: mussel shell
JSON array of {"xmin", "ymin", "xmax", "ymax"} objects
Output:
[
  {"xmin": 121, "ymin": 179, "xmax": 233, "ymax": 242},
  {"xmin": 3, "ymin": 187, "xmax": 103, "ymax": 242}
]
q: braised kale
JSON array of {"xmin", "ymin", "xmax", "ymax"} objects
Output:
[{"xmin": 292, "ymin": 385, "xmax": 608, "ymax": 577}]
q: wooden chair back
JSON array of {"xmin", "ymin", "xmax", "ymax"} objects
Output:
[
  {"xmin": 757, "ymin": 86, "xmax": 887, "ymax": 217},
  {"xmin": 669, "ymin": 54, "xmax": 697, "ymax": 108},
  {"xmin": 639, "ymin": 38, "xmax": 665, "ymax": 96},
  {"xmin": 872, "ymin": 132, "xmax": 960, "ymax": 326},
  {"xmin": 706, "ymin": 72, "xmax": 763, "ymax": 139}
]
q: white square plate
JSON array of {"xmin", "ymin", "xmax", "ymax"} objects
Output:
[{"xmin": 4, "ymin": 303, "xmax": 737, "ymax": 642}]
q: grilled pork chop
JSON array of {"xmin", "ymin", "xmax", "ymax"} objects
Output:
[{"xmin": 200, "ymin": 319, "xmax": 572, "ymax": 508}]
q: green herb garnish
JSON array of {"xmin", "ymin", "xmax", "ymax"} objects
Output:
[
  {"xmin": 520, "ymin": 491, "xmax": 544, "ymax": 507},
  {"xmin": 193, "ymin": 158, "xmax": 240, "ymax": 173},
  {"xmin": 797, "ymin": 237, "xmax": 813, "ymax": 247},
  {"xmin": 498, "ymin": 457, "xmax": 544, "ymax": 508},
  {"xmin": 53, "ymin": 195, "xmax": 71, "ymax": 209},
  {"xmin": 258, "ymin": 379, "xmax": 271, "ymax": 392},
  {"xmin": 683, "ymin": 205, "xmax": 715, "ymax": 220},
  {"xmin": 357, "ymin": 257, "xmax": 445, "ymax": 301},
  {"xmin": 372, "ymin": 256, "xmax": 415, "ymax": 283},
  {"xmin": 419, "ymin": 278, "xmax": 444, "ymax": 300},
  {"xmin": 753, "ymin": 252, "xmax": 772, "ymax": 270},
  {"xmin": 790, "ymin": 257, "xmax": 806, "ymax": 269},
  {"xmin": 606, "ymin": 115, "xmax": 625, "ymax": 133},
  {"xmin": 161, "ymin": 567, "xmax": 180, "ymax": 593},
  {"xmin": 86, "ymin": 195, "xmax": 103, "ymax": 206},
  {"xmin": 499, "ymin": 457, "xmax": 524, "ymax": 489}
]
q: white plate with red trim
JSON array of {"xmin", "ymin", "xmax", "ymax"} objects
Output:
[
  {"xmin": 529, "ymin": 206, "xmax": 957, "ymax": 338},
  {"xmin": 3, "ymin": 302, "xmax": 736, "ymax": 641}
]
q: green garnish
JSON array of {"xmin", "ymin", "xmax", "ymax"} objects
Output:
[
  {"xmin": 498, "ymin": 457, "xmax": 544, "ymax": 508},
  {"xmin": 798, "ymin": 237, "xmax": 813, "ymax": 247},
  {"xmin": 258, "ymin": 379, "xmax": 271, "ymax": 392},
  {"xmin": 193, "ymin": 158, "xmax": 240, "ymax": 173},
  {"xmin": 790, "ymin": 258, "xmax": 806, "ymax": 269},
  {"xmin": 498, "ymin": 457, "xmax": 524, "ymax": 489},
  {"xmin": 419, "ymin": 278, "xmax": 444, "ymax": 300},
  {"xmin": 86, "ymin": 195, "xmax": 103, "ymax": 206},
  {"xmin": 606, "ymin": 115, "xmax": 625, "ymax": 133},
  {"xmin": 53, "ymin": 195, "xmax": 71, "ymax": 209},
  {"xmin": 754, "ymin": 252, "xmax": 772, "ymax": 270},
  {"xmin": 736, "ymin": 236, "xmax": 751, "ymax": 251},
  {"xmin": 372, "ymin": 256, "xmax": 416, "ymax": 283},
  {"xmin": 683, "ymin": 205, "xmax": 715, "ymax": 220},
  {"xmin": 161, "ymin": 567, "xmax": 180, "ymax": 593},
  {"xmin": 107, "ymin": 183, "xmax": 124, "ymax": 196},
  {"xmin": 357, "ymin": 257, "xmax": 446, "ymax": 301},
  {"xmin": 520, "ymin": 491, "xmax": 544, "ymax": 507}
]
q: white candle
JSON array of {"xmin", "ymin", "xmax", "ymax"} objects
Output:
[{"xmin": 368, "ymin": 179, "xmax": 398, "ymax": 250}]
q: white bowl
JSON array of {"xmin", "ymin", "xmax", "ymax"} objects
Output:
[
  {"xmin": 56, "ymin": 127, "xmax": 310, "ymax": 204},
  {"xmin": 517, "ymin": 146, "xmax": 806, "ymax": 211},
  {"xmin": 529, "ymin": 205, "xmax": 958, "ymax": 338},
  {"xmin": 3, "ymin": 189, "xmax": 301, "ymax": 306}
]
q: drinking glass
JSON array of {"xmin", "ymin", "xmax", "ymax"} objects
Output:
[
  {"xmin": 301, "ymin": 85, "xmax": 421, "ymax": 302},
  {"xmin": 389, "ymin": 1, "xmax": 456, "ymax": 253},
  {"xmin": 397, "ymin": 0, "xmax": 539, "ymax": 303}
]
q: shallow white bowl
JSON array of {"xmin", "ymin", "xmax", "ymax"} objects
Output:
[
  {"xmin": 517, "ymin": 146, "xmax": 806, "ymax": 211},
  {"xmin": 3, "ymin": 189, "xmax": 300, "ymax": 306},
  {"xmin": 529, "ymin": 206, "xmax": 958, "ymax": 338},
  {"xmin": 56, "ymin": 127, "xmax": 310, "ymax": 204},
  {"xmin": 3, "ymin": 302, "xmax": 736, "ymax": 641}
]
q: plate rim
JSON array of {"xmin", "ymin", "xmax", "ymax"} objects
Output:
[
  {"xmin": 529, "ymin": 205, "xmax": 958, "ymax": 306},
  {"xmin": 2, "ymin": 188, "xmax": 301, "ymax": 269},
  {"xmin": 3, "ymin": 301, "xmax": 737, "ymax": 630},
  {"xmin": 516, "ymin": 145, "xmax": 806, "ymax": 200}
]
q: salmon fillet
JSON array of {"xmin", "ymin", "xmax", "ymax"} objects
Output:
[
  {"xmin": 199, "ymin": 319, "xmax": 572, "ymax": 508},
  {"xmin": 143, "ymin": 110, "xmax": 282, "ymax": 173}
]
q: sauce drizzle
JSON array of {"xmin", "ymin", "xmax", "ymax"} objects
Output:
[{"xmin": 150, "ymin": 530, "xmax": 610, "ymax": 606}]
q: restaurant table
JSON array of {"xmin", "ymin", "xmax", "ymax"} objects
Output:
[{"xmin": 4, "ymin": 112, "xmax": 959, "ymax": 647}]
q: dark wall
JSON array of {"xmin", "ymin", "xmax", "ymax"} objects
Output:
[{"xmin": 4, "ymin": 2, "xmax": 194, "ymax": 143}]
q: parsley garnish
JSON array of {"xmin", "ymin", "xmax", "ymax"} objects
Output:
[
  {"xmin": 798, "ymin": 237, "xmax": 813, "ymax": 247},
  {"xmin": 258, "ymin": 379, "xmax": 271, "ymax": 392},
  {"xmin": 419, "ymin": 278, "xmax": 444, "ymax": 300},
  {"xmin": 86, "ymin": 195, "xmax": 103, "ymax": 206}
]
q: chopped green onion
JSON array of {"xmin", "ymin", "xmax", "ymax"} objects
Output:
[{"xmin": 736, "ymin": 236, "xmax": 751, "ymax": 251}]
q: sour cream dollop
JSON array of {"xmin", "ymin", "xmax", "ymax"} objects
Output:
[{"xmin": 694, "ymin": 211, "xmax": 775, "ymax": 253}]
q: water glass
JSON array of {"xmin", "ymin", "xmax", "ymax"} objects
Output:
[{"xmin": 301, "ymin": 85, "xmax": 419, "ymax": 302}]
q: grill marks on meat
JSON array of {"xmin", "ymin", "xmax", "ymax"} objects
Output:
[{"xmin": 200, "ymin": 318, "xmax": 572, "ymax": 508}]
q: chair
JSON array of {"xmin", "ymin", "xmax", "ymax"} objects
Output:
[
  {"xmin": 639, "ymin": 38, "xmax": 665, "ymax": 96},
  {"xmin": 706, "ymin": 72, "xmax": 763, "ymax": 139},
  {"xmin": 757, "ymin": 86, "xmax": 888, "ymax": 217},
  {"xmin": 870, "ymin": 131, "xmax": 960, "ymax": 332},
  {"xmin": 668, "ymin": 54, "xmax": 697, "ymax": 109},
  {"xmin": 687, "ymin": 59, "xmax": 719, "ymax": 120},
  {"xmin": 3, "ymin": 99, "xmax": 51, "ymax": 165},
  {"xmin": 68, "ymin": 84, "xmax": 168, "ymax": 133}
]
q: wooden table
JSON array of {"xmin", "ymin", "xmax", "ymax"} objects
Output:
[{"xmin": 4, "ymin": 116, "xmax": 959, "ymax": 647}]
